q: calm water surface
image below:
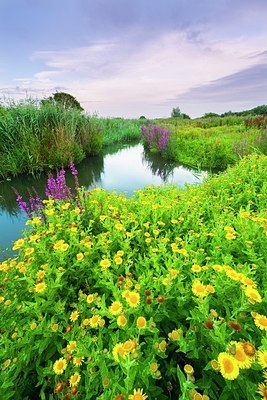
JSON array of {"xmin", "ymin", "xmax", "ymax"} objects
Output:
[{"xmin": 0, "ymin": 142, "xmax": 206, "ymax": 259}]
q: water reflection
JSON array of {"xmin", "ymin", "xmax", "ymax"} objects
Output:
[
  {"xmin": 142, "ymin": 148, "xmax": 178, "ymax": 182},
  {"xmin": 0, "ymin": 141, "xmax": 206, "ymax": 256}
]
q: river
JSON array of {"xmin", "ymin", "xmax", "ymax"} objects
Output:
[{"xmin": 0, "ymin": 142, "xmax": 207, "ymax": 260}]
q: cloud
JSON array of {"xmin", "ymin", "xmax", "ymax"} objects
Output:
[
  {"xmin": 172, "ymin": 61, "xmax": 267, "ymax": 109},
  {"xmin": 1, "ymin": 0, "xmax": 267, "ymax": 117}
]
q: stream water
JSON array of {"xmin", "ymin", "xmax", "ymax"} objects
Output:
[{"xmin": 0, "ymin": 141, "xmax": 207, "ymax": 259}]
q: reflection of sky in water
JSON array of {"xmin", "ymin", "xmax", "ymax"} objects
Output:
[
  {"xmin": 87, "ymin": 144, "xmax": 206, "ymax": 195},
  {"xmin": 0, "ymin": 142, "xmax": 207, "ymax": 256}
]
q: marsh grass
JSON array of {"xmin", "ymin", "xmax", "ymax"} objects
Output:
[
  {"xmin": 91, "ymin": 117, "xmax": 143, "ymax": 146},
  {"xmin": 0, "ymin": 104, "xmax": 102, "ymax": 178}
]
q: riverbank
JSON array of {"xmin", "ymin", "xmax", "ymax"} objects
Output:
[
  {"xmin": 1, "ymin": 103, "xmax": 267, "ymax": 179},
  {"xmin": 142, "ymin": 116, "xmax": 267, "ymax": 170},
  {"xmin": 0, "ymin": 103, "xmax": 143, "ymax": 179},
  {"xmin": 1, "ymin": 153, "xmax": 267, "ymax": 399}
]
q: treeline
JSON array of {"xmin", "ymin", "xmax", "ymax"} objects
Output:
[{"xmin": 203, "ymin": 104, "xmax": 267, "ymax": 118}]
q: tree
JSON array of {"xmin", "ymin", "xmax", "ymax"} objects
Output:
[
  {"xmin": 171, "ymin": 107, "xmax": 182, "ymax": 118},
  {"xmin": 41, "ymin": 92, "xmax": 84, "ymax": 112},
  {"xmin": 171, "ymin": 107, "xmax": 190, "ymax": 119}
]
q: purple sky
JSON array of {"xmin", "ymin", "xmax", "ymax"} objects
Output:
[{"xmin": 0, "ymin": 0, "xmax": 267, "ymax": 118}]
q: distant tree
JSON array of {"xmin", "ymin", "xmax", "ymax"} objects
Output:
[
  {"xmin": 203, "ymin": 112, "xmax": 220, "ymax": 118},
  {"xmin": 251, "ymin": 105, "xmax": 267, "ymax": 116},
  {"xmin": 171, "ymin": 107, "xmax": 190, "ymax": 119},
  {"xmin": 171, "ymin": 107, "xmax": 182, "ymax": 118},
  {"xmin": 139, "ymin": 115, "xmax": 146, "ymax": 120},
  {"xmin": 221, "ymin": 111, "xmax": 233, "ymax": 117},
  {"xmin": 181, "ymin": 113, "xmax": 190, "ymax": 119},
  {"xmin": 41, "ymin": 92, "xmax": 84, "ymax": 112}
]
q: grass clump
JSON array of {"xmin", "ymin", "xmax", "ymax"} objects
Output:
[
  {"xmin": 0, "ymin": 103, "xmax": 102, "ymax": 178},
  {"xmin": 0, "ymin": 154, "xmax": 267, "ymax": 399}
]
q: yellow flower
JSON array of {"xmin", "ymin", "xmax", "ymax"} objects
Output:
[
  {"xmin": 243, "ymin": 287, "xmax": 262, "ymax": 303},
  {"xmin": 253, "ymin": 313, "xmax": 267, "ymax": 330},
  {"xmin": 89, "ymin": 315, "xmax": 101, "ymax": 328},
  {"xmin": 35, "ymin": 282, "xmax": 47, "ymax": 293},
  {"xmin": 241, "ymin": 276, "xmax": 255, "ymax": 286},
  {"xmin": 66, "ymin": 341, "xmax": 77, "ymax": 354},
  {"xmin": 125, "ymin": 291, "xmax": 140, "ymax": 308},
  {"xmin": 87, "ymin": 294, "xmax": 94, "ymax": 303},
  {"xmin": 123, "ymin": 339, "xmax": 137, "ymax": 353},
  {"xmin": 168, "ymin": 329, "xmax": 182, "ymax": 341},
  {"xmin": 184, "ymin": 364, "xmax": 194, "ymax": 375},
  {"xmin": 191, "ymin": 264, "xmax": 202, "ymax": 273},
  {"xmin": 211, "ymin": 359, "xmax": 220, "ymax": 371},
  {"xmin": 114, "ymin": 256, "xmax": 123, "ymax": 265},
  {"xmin": 45, "ymin": 208, "xmax": 54, "ymax": 216},
  {"xmin": 73, "ymin": 357, "xmax": 84, "ymax": 366},
  {"xmin": 69, "ymin": 372, "xmax": 81, "ymax": 387},
  {"xmin": 54, "ymin": 240, "xmax": 65, "ymax": 250},
  {"xmin": 31, "ymin": 216, "xmax": 42, "ymax": 225},
  {"xmin": 136, "ymin": 316, "xmax": 147, "ymax": 329},
  {"xmin": 83, "ymin": 318, "xmax": 90, "ymax": 326},
  {"xmin": 158, "ymin": 340, "xmax": 167, "ymax": 352},
  {"xmin": 257, "ymin": 382, "xmax": 267, "ymax": 399},
  {"xmin": 226, "ymin": 270, "xmax": 240, "ymax": 280},
  {"xmin": 53, "ymin": 358, "xmax": 67, "ymax": 375},
  {"xmin": 112, "ymin": 343, "xmax": 127, "ymax": 362},
  {"xmin": 62, "ymin": 202, "xmax": 71, "ymax": 210},
  {"xmin": 60, "ymin": 243, "xmax": 69, "ymax": 252},
  {"xmin": 36, "ymin": 270, "xmax": 45, "ymax": 279},
  {"xmin": 116, "ymin": 250, "xmax": 124, "ymax": 256},
  {"xmin": 100, "ymin": 259, "xmax": 111, "ymax": 271},
  {"xmin": 218, "ymin": 352, "xmax": 239, "ymax": 380},
  {"xmin": 51, "ymin": 323, "xmax": 58, "ymax": 332},
  {"xmin": 192, "ymin": 280, "xmax": 208, "ymax": 297},
  {"xmin": 70, "ymin": 311, "xmax": 79, "ymax": 322},
  {"xmin": 129, "ymin": 388, "xmax": 148, "ymax": 400},
  {"xmin": 25, "ymin": 248, "xmax": 34, "ymax": 256},
  {"xmin": 150, "ymin": 362, "xmax": 158, "ymax": 373},
  {"xmin": 30, "ymin": 322, "xmax": 37, "ymax": 330},
  {"xmin": 229, "ymin": 342, "xmax": 252, "ymax": 369},
  {"xmin": 76, "ymin": 253, "xmax": 84, "ymax": 261},
  {"xmin": 12, "ymin": 238, "xmax": 24, "ymax": 250},
  {"xmin": 117, "ymin": 314, "xmax": 127, "ymax": 327},
  {"xmin": 212, "ymin": 264, "xmax": 223, "ymax": 272},
  {"xmin": 225, "ymin": 232, "xmax": 236, "ymax": 240},
  {"xmin": 109, "ymin": 301, "xmax": 123, "ymax": 316},
  {"xmin": 258, "ymin": 351, "xmax": 267, "ymax": 368}
]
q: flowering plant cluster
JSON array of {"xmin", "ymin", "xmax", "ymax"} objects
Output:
[
  {"xmin": 141, "ymin": 121, "xmax": 171, "ymax": 153},
  {"xmin": 1, "ymin": 154, "xmax": 267, "ymax": 399},
  {"xmin": 15, "ymin": 162, "xmax": 79, "ymax": 218}
]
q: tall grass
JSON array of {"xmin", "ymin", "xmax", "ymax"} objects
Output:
[
  {"xmin": 91, "ymin": 117, "xmax": 143, "ymax": 145},
  {"xmin": 0, "ymin": 104, "xmax": 102, "ymax": 178}
]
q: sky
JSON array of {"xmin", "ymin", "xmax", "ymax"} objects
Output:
[{"xmin": 0, "ymin": 0, "xmax": 267, "ymax": 119}]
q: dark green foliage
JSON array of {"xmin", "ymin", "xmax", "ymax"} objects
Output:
[
  {"xmin": 41, "ymin": 92, "xmax": 84, "ymax": 112},
  {"xmin": 171, "ymin": 107, "xmax": 182, "ymax": 118}
]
